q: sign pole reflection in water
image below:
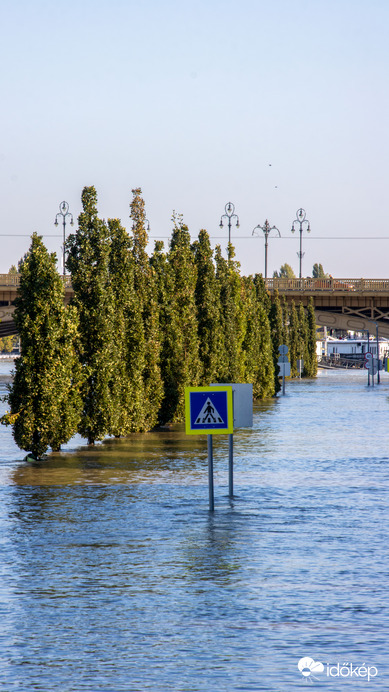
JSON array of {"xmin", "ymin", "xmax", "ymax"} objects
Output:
[
  {"xmin": 228, "ymin": 434, "xmax": 233, "ymax": 498},
  {"xmin": 207, "ymin": 435, "xmax": 214, "ymax": 511}
]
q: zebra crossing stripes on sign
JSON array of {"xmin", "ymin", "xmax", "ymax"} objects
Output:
[
  {"xmin": 185, "ymin": 387, "xmax": 233, "ymax": 435},
  {"xmin": 195, "ymin": 397, "xmax": 224, "ymax": 424}
]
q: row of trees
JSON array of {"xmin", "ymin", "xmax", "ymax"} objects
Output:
[
  {"xmin": 2, "ymin": 187, "xmax": 318, "ymax": 458},
  {"xmin": 273, "ymin": 262, "xmax": 329, "ymax": 278}
]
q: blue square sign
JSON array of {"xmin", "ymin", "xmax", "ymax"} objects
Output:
[{"xmin": 185, "ymin": 387, "xmax": 233, "ymax": 435}]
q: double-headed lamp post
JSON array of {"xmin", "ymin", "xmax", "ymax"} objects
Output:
[
  {"xmin": 252, "ymin": 219, "xmax": 280, "ymax": 279},
  {"xmin": 291, "ymin": 208, "xmax": 310, "ymax": 278},
  {"xmin": 220, "ymin": 202, "xmax": 239, "ymax": 260},
  {"xmin": 55, "ymin": 201, "xmax": 74, "ymax": 277}
]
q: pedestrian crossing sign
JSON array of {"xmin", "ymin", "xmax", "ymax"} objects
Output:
[{"xmin": 185, "ymin": 386, "xmax": 233, "ymax": 435}]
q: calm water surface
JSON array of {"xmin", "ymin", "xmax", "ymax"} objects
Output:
[{"xmin": 0, "ymin": 360, "xmax": 388, "ymax": 691}]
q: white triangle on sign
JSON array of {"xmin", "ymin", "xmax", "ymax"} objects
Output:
[{"xmin": 195, "ymin": 397, "xmax": 224, "ymax": 425}]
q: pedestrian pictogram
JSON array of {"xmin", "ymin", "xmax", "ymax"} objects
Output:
[
  {"xmin": 185, "ymin": 387, "xmax": 233, "ymax": 435},
  {"xmin": 195, "ymin": 398, "xmax": 224, "ymax": 424}
]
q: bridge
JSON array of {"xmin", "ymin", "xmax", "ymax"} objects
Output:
[
  {"xmin": 265, "ymin": 277, "xmax": 389, "ymax": 338},
  {"xmin": 2, "ymin": 274, "xmax": 389, "ymax": 338},
  {"xmin": 0, "ymin": 275, "xmax": 73, "ymax": 338}
]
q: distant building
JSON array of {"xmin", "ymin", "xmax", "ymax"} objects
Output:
[{"xmin": 321, "ymin": 336, "xmax": 389, "ymax": 360}]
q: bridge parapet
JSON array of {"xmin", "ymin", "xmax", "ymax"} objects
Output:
[
  {"xmin": 0, "ymin": 274, "xmax": 72, "ymax": 288},
  {"xmin": 265, "ymin": 278, "xmax": 389, "ymax": 293}
]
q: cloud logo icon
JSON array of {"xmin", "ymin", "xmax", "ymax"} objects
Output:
[{"xmin": 298, "ymin": 657, "xmax": 324, "ymax": 678}]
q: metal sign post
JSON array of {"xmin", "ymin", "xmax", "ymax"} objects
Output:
[
  {"xmin": 210, "ymin": 383, "xmax": 253, "ymax": 499},
  {"xmin": 207, "ymin": 435, "xmax": 214, "ymax": 511},
  {"xmin": 278, "ymin": 345, "xmax": 290, "ymax": 394},
  {"xmin": 185, "ymin": 386, "xmax": 233, "ymax": 510},
  {"xmin": 228, "ymin": 434, "xmax": 233, "ymax": 498},
  {"xmin": 364, "ymin": 352, "xmax": 373, "ymax": 386}
]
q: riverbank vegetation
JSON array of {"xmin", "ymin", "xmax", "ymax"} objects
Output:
[{"xmin": 2, "ymin": 186, "xmax": 318, "ymax": 457}]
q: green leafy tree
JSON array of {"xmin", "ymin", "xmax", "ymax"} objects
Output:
[
  {"xmin": 108, "ymin": 217, "xmax": 146, "ymax": 434},
  {"xmin": 130, "ymin": 188, "xmax": 163, "ymax": 429},
  {"xmin": 312, "ymin": 263, "xmax": 329, "ymax": 278},
  {"xmin": 215, "ymin": 244, "xmax": 246, "ymax": 382},
  {"xmin": 156, "ymin": 214, "xmax": 201, "ymax": 423},
  {"xmin": 0, "ymin": 335, "xmax": 16, "ymax": 353},
  {"xmin": 306, "ymin": 298, "xmax": 318, "ymax": 377},
  {"xmin": 268, "ymin": 289, "xmax": 283, "ymax": 394},
  {"xmin": 192, "ymin": 229, "xmax": 224, "ymax": 384},
  {"xmin": 288, "ymin": 300, "xmax": 299, "ymax": 377},
  {"xmin": 243, "ymin": 276, "xmax": 274, "ymax": 398},
  {"xmin": 281, "ymin": 295, "xmax": 290, "ymax": 347},
  {"xmin": 66, "ymin": 186, "xmax": 116, "ymax": 444},
  {"xmin": 273, "ymin": 263, "xmax": 296, "ymax": 278},
  {"xmin": 3, "ymin": 233, "xmax": 81, "ymax": 458},
  {"xmin": 297, "ymin": 302, "xmax": 309, "ymax": 375}
]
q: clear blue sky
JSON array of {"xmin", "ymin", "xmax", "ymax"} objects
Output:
[{"xmin": 1, "ymin": 0, "xmax": 389, "ymax": 277}]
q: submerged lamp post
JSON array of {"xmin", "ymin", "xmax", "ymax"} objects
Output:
[
  {"xmin": 291, "ymin": 208, "xmax": 310, "ymax": 278},
  {"xmin": 220, "ymin": 202, "xmax": 240, "ymax": 260},
  {"xmin": 55, "ymin": 201, "xmax": 74, "ymax": 277},
  {"xmin": 252, "ymin": 219, "xmax": 280, "ymax": 279}
]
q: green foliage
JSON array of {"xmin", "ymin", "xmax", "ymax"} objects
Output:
[
  {"xmin": 108, "ymin": 217, "xmax": 146, "ymax": 434},
  {"xmin": 130, "ymin": 188, "xmax": 163, "ymax": 429},
  {"xmin": 243, "ymin": 276, "xmax": 274, "ymax": 398},
  {"xmin": 4, "ymin": 233, "xmax": 81, "ymax": 458},
  {"xmin": 312, "ymin": 263, "xmax": 329, "ymax": 278},
  {"xmin": 288, "ymin": 300, "xmax": 299, "ymax": 377},
  {"xmin": 66, "ymin": 186, "xmax": 116, "ymax": 444},
  {"xmin": 4, "ymin": 188, "xmax": 321, "ymax": 457},
  {"xmin": 156, "ymin": 214, "xmax": 201, "ymax": 423},
  {"xmin": 192, "ymin": 230, "xmax": 224, "ymax": 384},
  {"xmin": 281, "ymin": 295, "xmax": 290, "ymax": 347},
  {"xmin": 268, "ymin": 289, "xmax": 283, "ymax": 394},
  {"xmin": 215, "ymin": 245, "xmax": 246, "ymax": 383},
  {"xmin": 0, "ymin": 335, "xmax": 18, "ymax": 353},
  {"xmin": 297, "ymin": 302, "xmax": 309, "ymax": 375},
  {"xmin": 306, "ymin": 298, "xmax": 318, "ymax": 377},
  {"xmin": 273, "ymin": 263, "xmax": 296, "ymax": 278}
]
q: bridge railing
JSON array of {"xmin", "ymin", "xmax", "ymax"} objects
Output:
[
  {"xmin": 265, "ymin": 278, "xmax": 389, "ymax": 292},
  {"xmin": 1, "ymin": 274, "xmax": 389, "ymax": 293},
  {"xmin": 0, "ymin": 274, "xmax": 72, "ymax": 288}
]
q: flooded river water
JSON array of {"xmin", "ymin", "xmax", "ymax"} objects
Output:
[{"xmin": 0, "ymin": 360, "xmax": 388, "ymax": 691}]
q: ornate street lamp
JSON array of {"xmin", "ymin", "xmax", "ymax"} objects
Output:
[
  {"xmin": 220, "ymin": 202, "xmax": 239, "ymax": 260},
  {"xmin": 291, "ymin": 208, "xmax": 310, "ymax": 278},
  {"xmin": 55, "ymin": 201, "xmax": 74, "ymax": 277},
  {"xmin": 252, "ymin": 219, "xmax": 280, "ymax": 279}
]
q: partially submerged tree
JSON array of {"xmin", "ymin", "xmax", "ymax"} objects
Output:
[
  {"xmin": 66, "ymin": 186, "xmax": 116, "ymax": 444},
  {"xmin": 3, "ymin": 233, "xmax": 81, "ymax": 458},
  {"xmin": 130, "ymin": 188, "xmax": 163, "ymax": 429},
  {"xmin": 108, "ymin": 217, "xmax": 146, "ymax": 434},
  {"xmin": 215, "ymin": 244, "xmax": 246, "ymax": 383},
  {"xmin": 155, "ymin": 214, "xmax": 201, "ymax": 423},
  {"xmin": 268, "ymin": 288, "xmax": 283, "ymax": 394},
  {"xmin": 242, "ymin": 276, "xmax": 274, "ymax": 399},
  {"xmin": 192, "ymin": 229, "xmax": 224, "ymax": 385}
]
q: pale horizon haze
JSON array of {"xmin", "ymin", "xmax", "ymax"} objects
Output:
[{"xmin": 1, "ymin": 0, "xmax": 389, "ymax": 278}]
